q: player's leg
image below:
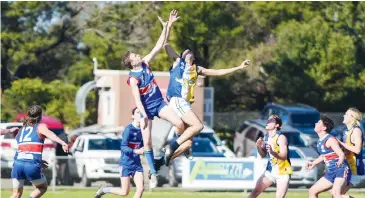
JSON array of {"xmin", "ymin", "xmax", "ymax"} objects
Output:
[
  {"xmin": 308, "ymin": 177, "xmax": 333, "ymax": 198},
  {"xmin": 139, "ymin": 116, "xmax": 158, "ymax": 186},
  {"xmin": 95, "ymin": 167, "xmax": 131, "ymax": 197},
  {"xmin": 332, "ymin": 177, "xmax": 349, "ymax": 198},
  {"xmin": 11, "ymin": 161, "xmax": 25, "ymax": 198},
  {"xmin": 133, "ymin": 171, "xmax": 144, "ymax": 198},
  {"xmin": 26, "ymin": 162, "xmax": 48, "ymax": 198},
  {"xmin": 11, "ymin": 179, "xmax": 24, "ymax": 198},
  {"xmin": 160, "ymin": 98, "xmax": 203, "ymax": 164},
  {"xmin": 172, "ymin": 138, "xmax": 193, "ymax": 160},
  {"xmin": 275, "ymin": 175, "xmax": 290, "ymax": 198},
  {"xmin": 248, "ymin": 173, "xmax": 273, "ymax": 198}
]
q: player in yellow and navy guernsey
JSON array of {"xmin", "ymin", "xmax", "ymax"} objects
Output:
[
  {"xmin": 95, "ymin": 108, "xmax": 145, "ymax": 198},
  {"xmin": 122, "ymin": 10, "xmax": 185, "ymax": 188},
  {"xmin": 337, "ymin": 108, "xmax": 364, "ymax": 196},
  {"xmin": 11, "ymin": 105, "xmax": 68, "ymax": 198},
  {"xmin": 249, "ymin": 115, "xmax": 292, "ymax": 198},
  {"xmin": 163, "ymin": 43, "xmax": 250, "ymax": 165},
  {"xmin": 306, "ymin": 115, "xmax": 352, "ymax": 198}
]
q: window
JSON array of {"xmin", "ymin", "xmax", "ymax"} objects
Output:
[
  {"xmin": 245, "ymin": 127, "xmax": 259, "ymax": 141},
  {"xmin": 261, "ymin": 107, "xmax": 271, "ymax": 120},
  {"xmin": 195, "ymin": 133, "xmax": 222, "ymax": 146},
  {"xmin": 291, "ymin": 113, "xmax": 320, "ymax": 127},
  {"xmin": 288, "ymin": 149, "xmax": 302, "ymax": 159},
  {"xmin": 88, "ymin": 138, "xmax": 120, "ymax": 150},
  {"xmin": 283, "ymin": 132, "xmax": 306, "ymax": 147},
  {"xmin": 237, "ymin": 123, "xmax": 249, "ymax": 133},
  {"xmin": 192, "ymin": 140, "xmax": 217, "ymax": 153}
]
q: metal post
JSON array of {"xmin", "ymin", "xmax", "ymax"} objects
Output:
[{"xmin": 52, "ymin": 156, "xmax": 57, "ymax": 192}]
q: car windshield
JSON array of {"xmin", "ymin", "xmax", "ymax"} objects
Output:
[
  {"xmin": 288, "ymin": 149, "xmax": 302, "ymax": 158},
  {"xmin": 195, "ymin": 133, "xmax": 222, "ymax": 146},
  {"xmin": 291, "ymin": 113, "xmax": 320, "ymax": 127},
  {"xmin": 192, "ymin": 140, "xmax": 217, "ymax": 153},
  {"xmin": 88, "ymin": 138, "xmax": 120, "ymax": 150},
  {"xmin": 283, "ymin": 132, "xmax": 307, "ymax": 147},
  {"xmin": 251, "ymin": 148, "xmax": 302, "ymax": 159}
]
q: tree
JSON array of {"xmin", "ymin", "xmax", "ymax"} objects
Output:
[{"xmin": 1, "ymin": 78, "xmax": 91, "ymax": 128}]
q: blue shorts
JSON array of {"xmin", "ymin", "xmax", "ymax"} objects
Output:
[
  {"xmin": 142, "ymin": 99, "xmax": 166, "ymax": 120},
  {"xmin": 324, "ymin": 164, "xmax": 352, "ymax": 184},
  {"xmin": 11, "ymin": 160, "xmax": 44, "ymax": 182},
  {"xmin": 120, "ymin": 165, "xmax": 143, "ymax": 177}
]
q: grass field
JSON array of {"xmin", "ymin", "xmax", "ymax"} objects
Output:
[{"xmin": 1, "ymin": 189, "xmax": 365, "ymax": 198}]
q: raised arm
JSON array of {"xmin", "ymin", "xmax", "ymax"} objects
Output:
[
  {"xmin": 338, "ymin": 128, "xmax": 363, "ymax": 155},
  {"xmin": 197, "ymin": 60, "xmax": 250, "ymax": 76},
  {"xmin": 143, "ymin": 10, "xmax": 179, "ymax": 63},
  {"xmin": 164, "ymin": 43, "xmax": 179, "ymax": 60}
]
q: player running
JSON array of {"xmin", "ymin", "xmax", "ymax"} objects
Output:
[
  {"xmin": 307, "ymin": 115, "xmax": 352, "ymax": 198},
  {"xmin": 95, "ymin": 108, "xmax": 146, "ymax": 198},
  {"xmin": 122, "ymin": 10, "xmax": 185, "ymax": 188},
  {"xmin": 11, "ymin": 105, "xmax": 69, "ymax": 198},
  {"xmin": 163, "ymin": 43, "xmax": 250, "ymax": 165},
  {"xmin": 248, "ymin": 115, "xmax": 292, "ymax": 198}
]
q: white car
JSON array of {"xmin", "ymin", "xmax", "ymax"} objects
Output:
[
  {"xmin": 69, "ymin": 133, "xmax": 121, "ymax": 187},
  {"xmin": 0, "ymin": 122, "xmax": 56, "ymax": 181},
  {"xmin": 249, "ymin": 146, "xmax": 323, "ymax": 188},
  {"xmin": 167, "ymin": 124, "xmax": 235, "ymax": 158}
]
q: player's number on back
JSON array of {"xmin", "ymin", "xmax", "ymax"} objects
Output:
[{"xmin": 19, "ymin": 127, "xmax": 33, "ymax": 142}]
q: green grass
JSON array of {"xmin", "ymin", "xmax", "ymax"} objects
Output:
[{"xmin": 1, "ymin": 189, "xmax": 365, "ymax": 198}]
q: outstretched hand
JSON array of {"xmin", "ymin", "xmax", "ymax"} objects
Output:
[
  {"xmin": 168, "ymin": 9, "xmax": 179, "ymax": 25},
  {"xmin": 239, "ymin": 60, "xmax": 251, "ymax": 69}
]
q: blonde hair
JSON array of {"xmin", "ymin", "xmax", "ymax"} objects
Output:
[{"xmin": 347, "ymin": 107, "xmax": 362, "ymax": 127}]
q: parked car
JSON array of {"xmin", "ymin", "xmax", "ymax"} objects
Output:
[
  {"xmin": 69, "ymin": 133, "xmax": 121, "ymax": 187},
  {"xmin": 249, "ymin": 146, "xmax": 324, "ymax": 187},
  {"xmin": 0, "ymin": 122, "xmax": 55, "ymax": 182},
  {"xmin": 167, "ymin": 124, "xmax": 235, "ymax": 158},
  {"xmin": 331, "ymin": 120, "xmax": 365, "ymax": 139},
  {"xmin": 259, "ymin": 103, "xmax": 320, "ymax": 147},
  {"xmin": 234, "ymin": 119, "xmax": 308, "ymax": 157},
  {"xmin": 159, "ymin": 137, "xmax": 225, "ymax": 187}
]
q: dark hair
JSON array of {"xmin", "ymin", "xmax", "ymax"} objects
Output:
[
  {"xmin": 320, "ymin": 115, "xmax": 334, "ymax": 133},
  {"xmin": 269, "ymin": 114, "xmax": 282, "ymax": 130},
  {"xmin": 132, "ymin": 107, "xmax": 138, "ymax": 115},
  {"xmin": 23, "ymin": 105, "xmax": 42, "ymax": 127},
  {"xmin": 122, "ymin": 51, "xmax": 133, "ymax": 69}
]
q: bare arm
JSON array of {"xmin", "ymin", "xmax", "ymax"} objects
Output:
[
  {"xmin": 257, "ymin": 146, "xmax": 267, "ymax": 158},
  {"xmin": 270, "ymin": 135, "xmax": 288, "ymax": 160},
  {"xmin": 0, "ymin": 127, "xmax": 19, "ymax": 135},
  {"xmin": 129, "ymin": 78, "xmax": 148, "ymax": 119},
  {"xmin": 327, "ymin": 137, "xmax": 345, "ymax": 166},
  {"xmin": 164, "ymin": 43, "xmax": 179, "ymax": 60},
  {"xmin": 197, "ymin": 60, "xmax": 250, "ymax": 77},
  {"xmin": 256, "ymin": 137, "xmax": 267, "ymax": 158},
  {"xmin": 142, "ymin": 23, "xmax": 167, "ymax": 63},
  {"xmin": 339, "ymin": 128, "xmax": 363, "ymax": 155},
  {"xmin": 38, "ymin": 124, "xmax": 67, "ymax": 146},
  {"xmin": 312, "ymin": 155, "xmax": 324, "ymax": 166}
]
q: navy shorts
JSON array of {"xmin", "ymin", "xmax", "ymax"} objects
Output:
[
  {"xmin": 142, "ymin": 100, "xmax": 166, "ymax": 120},
  {"xmin": 120, "ymin": 165, "xmax": 143, "ymax": 177},
  {"xmin": 11, "ymin": 160, "xmax": 44, "ymax": 181},
  {"xmin": 324, "ymin": 164, "xmax": 352, "ymax": 184}
]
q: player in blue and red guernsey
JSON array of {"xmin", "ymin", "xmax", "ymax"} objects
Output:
[
  {"xmin": 11, "ymin": 105, "xmax": 69, "ymax": 198},
  {"xmin": 121, "ymin": 9, "xmax": 184, "ymax": 188},
  {"xmin": 306, "ymin": 115, "xmax": 352, "ymax": 198}
]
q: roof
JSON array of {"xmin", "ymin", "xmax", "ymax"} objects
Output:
[
  {"xmin": 265, "ymin": 103, "xmax": 319, "ymax": 113},
  {"xmin": 14, "ymin": 113, "xmax": 64, "ymax": 129}
]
